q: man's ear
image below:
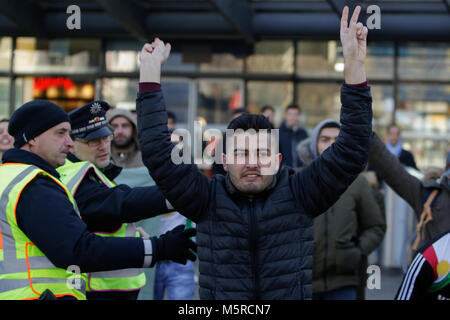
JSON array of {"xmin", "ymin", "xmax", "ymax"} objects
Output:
[
  {"xmin": 28, "ymin": 137, "xmax": 36, "ymax": 147},
  {"xmin": 222, "ymin": 153, "xmax": 228, "ymax": 172}
]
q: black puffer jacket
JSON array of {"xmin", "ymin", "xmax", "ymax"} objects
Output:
[{"xmin": 137, "ymin": 84, "xmax": 373, "ymax": 300}]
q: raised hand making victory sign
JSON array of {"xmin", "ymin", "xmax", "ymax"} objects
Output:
[{"xmin": 340, "ymin": 6, "xmax": 369, "ymax": 85}]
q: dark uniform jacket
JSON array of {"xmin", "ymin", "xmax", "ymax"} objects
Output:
[
  {"xmin": 66, "ymin": 153, "xmax": 169, "ymax": 232},
  {"xmin": 2, "ymin": 149, "xmax": 145, "ymax": 272},
  {"xmin": 137, "ymin": 84, "xmax": 373, "ymax": 300}
]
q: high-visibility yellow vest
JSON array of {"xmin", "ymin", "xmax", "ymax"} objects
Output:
[
  {"xmin": 0, "ymin": 163, "xmax": 87, "ymax": 300},
  {"xmin": 57, "ymin": 159, "xmax": 146, "ymax": 292}
]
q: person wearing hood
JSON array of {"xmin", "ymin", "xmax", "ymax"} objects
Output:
[
  {"xmin": 0, "ymin": 118, "xmax": 14, "ymax": 163},
  {"xmin": 108, "ymin": 108, "xmax": 143, "ymax": 169},
  {"xmin": 296, "ymin": 119, "xmax": 386, "ymax": 300}
]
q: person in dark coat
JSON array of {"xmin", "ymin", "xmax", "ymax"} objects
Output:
[
  {"xmin": 136, "ymin": 5, "xmax": 372, "ymax": 300},
  {"xmin": 296, "ymin": 119, "xmax": 385, "ymax": 300},
  {"xmin": 1, "ymin": 100, "xmax": 197, "ymax": 300},
  {"xmin": 278, "ymin": 104, "xmax": 308, "ymax": 169},
  {"xmin": 385, "ymin": 124, "xmax": 418, "ymax": 170}
]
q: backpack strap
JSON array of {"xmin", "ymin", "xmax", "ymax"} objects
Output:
[{"xmin": 412, "ymin": 189, "xmax": 440, "ymax": 250}]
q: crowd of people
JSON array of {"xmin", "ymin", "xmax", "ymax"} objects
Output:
[{"xmin": 0, "ymin": 6, "xmax": 448, "ymax": 301}]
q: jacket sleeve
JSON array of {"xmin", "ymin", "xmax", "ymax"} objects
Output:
[
  {"xmin": 354, "ymin": 175, "xmax": 386, "ymax": 256},
  {"xmin": 74, "ymin": 176, "xmax": 171, "ymax": 227},
  {"xmin": 290, "ymin": 84, "xmax": 372, "ymax": 217},
  {"xmin": 136, "ymin": 89, "xmax": 210, "ymax": 223},
  {"xmin": 16, "ymin": 177, "xmax": 146, "ymax": 273},
  {"xmin": 369, "ymin": 132, "xmax": 424, "ymax": 219}
]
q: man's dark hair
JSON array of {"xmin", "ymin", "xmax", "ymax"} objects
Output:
[
  {"xmin": 225, "ymin": 114, "xmax": 274, "ymax": 154},
  {"xmin": 0, "ymin": 118, "xmax": 9, "ymax": 123},
  {"xmin": 260, "ymin": 105, "xmax": 274, "ymax": 113},
  {"xmin": 167, "ymin": 110, "xmax": 176, "ymax": 123},
  {"xmin": 232, "ymin": 107, "xmax": 247, "ymax": 116},
  {"xmin": 387, "ymin": 124, "xmax": 400, "ymax": 132},
  {"xmin": 285, "ymin": 104, "xmax": 301, "ymax": 113},
  {"xmin": 227, "ymin": 113, "xmax": 274, "ymax": 131},
  {"xmin": 321, "ymin": 122, "xmax": 341, "ymax": 131}
]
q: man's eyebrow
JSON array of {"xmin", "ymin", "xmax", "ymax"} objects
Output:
[{"xmin": 319, "ymin": 134, "xmax": 335, "ymax": 139}]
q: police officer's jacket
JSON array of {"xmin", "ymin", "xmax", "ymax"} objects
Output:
[
  {"xmin": 65, "ymin": 153, "xmax": 169, "ymax": 232},
  {"xmin": 1, "ymin": 149, "xmax": 146, "ymax": 273}
]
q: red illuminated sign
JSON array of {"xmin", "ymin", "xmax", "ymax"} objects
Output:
[{"xmin": 33, "ymin": 77, "xmax": 75, "ymax": 91}]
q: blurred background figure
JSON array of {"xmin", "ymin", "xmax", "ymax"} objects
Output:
[
  {"xmin": 385, "ymin": 124, "xmax": 418, "ymax": 170},
  {"xmin": 260, "ymin": 105, "xmax": 275, "ymax": 127},
  {"xmin": 0, "ymin": 118, "xmax": 14, "ymax": 163},
  {"xmin": 297, "ymin": 119, "xmax": 385, "ymax": 300},
  {"xmin": 108, "ymin": 108, "xmax": 143, "ymax": 169},
  {"xmin": 167, "ymin": 110, "xmax": 177, "ymax": 129},
  {"xmin": 108, "ymin": 108, "xmax": 159, "ymax": 300},
  {"xmin": 153, "ymin": 130, "xmax": 196, "ymax": 300},
  {"xmin": 279, "ymin": 104, "xmax": 308, "ymax": 168}
]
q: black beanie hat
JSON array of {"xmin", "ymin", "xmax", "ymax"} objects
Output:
[{"xmin": 8, "ymin": 100, "xmax": 70, "ymax": 148}]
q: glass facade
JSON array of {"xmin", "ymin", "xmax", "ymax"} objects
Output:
[{"xmin": 3, "ymin": 37, "xmax": 449, "ymax": 170}]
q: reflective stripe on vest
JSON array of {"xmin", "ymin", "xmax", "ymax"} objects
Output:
[
  {"xmin": 0, "ymin": 164, "xmax": 86, "ymax": 300},
  {"xmin": 57, "ymin": 159, "xmax": 146, "ymax": 292}
]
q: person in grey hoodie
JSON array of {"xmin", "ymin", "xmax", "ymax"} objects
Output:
[{"xmin": 297, "ymin": 119, "xmax": 386, "ymax": 300}]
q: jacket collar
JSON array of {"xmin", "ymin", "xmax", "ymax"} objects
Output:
[
  {"xmin": 2, "ymin": 148, "xmax": 61, "ymax": 179},
  {"xmin": 67, "ymin": 153, "xmax": 122, "ymax": 181}
]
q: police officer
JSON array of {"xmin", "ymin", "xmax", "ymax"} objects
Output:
[
  {"xmin": 58, "ymin": 100, "xmax": 186, "ymax": 300},
  {"xmin": 0, "ymin": 100, "xmax": 196, "ymax": 300}
]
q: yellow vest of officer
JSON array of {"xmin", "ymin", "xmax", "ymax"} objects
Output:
[
  {"xmin": 57, "ymin": 159, "xmax": 146, "ymax": 292},
  {"xmin": 0, "ymin": 163, "xmax": 87, "ymax": 300}
]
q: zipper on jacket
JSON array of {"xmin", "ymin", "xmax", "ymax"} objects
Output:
[{"xmin": 248, "ymin": 198, "xmax": 260, "ymax": 300}]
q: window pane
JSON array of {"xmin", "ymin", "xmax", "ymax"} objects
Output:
[
  {"xmin": 105, "ymin": 39, "xmax": 141, "ymax": 73},
  {"xmin": 15, "ymin": 76, "xmax": 95, "ymax": 112},
  {"xmin": 14, "ymin": 38, "xmax": 101, "ymax": 74},
  {"xmin": 102, "ymin": 78, "xmax": 139, "ymax": 110},
  {"xmin": 0, "ymin": 78, "xmax": 9, "ymax": 118},
  {"xmin": 296, "ymin": 83, "xmax": 394, "ymax": 133},
  {"xmin": 296, "ymin": 41, "xmax": 393, "ymax": 79},
  {"xmin": 371, "ymin": 85, "xmax": 394, "ymax": 134},
  {"xmin": 164, "ymin": 48, "xmax": 243, "ymax": 74},
  {"xmin": 246, "ymin": 81, "xmax": 293, "ymax": 127},
  {"xmin": 246, "ymin": 41, "xmax": 294, "ymax": 73},
  {"xmin": 161, "ymin": 80, "xmax": 189, "ymax": 124},
  {"xmin": 398, "ymin": 43, "xmax": 450, "ymax": 80},
  {"xmin": 396, "ymin": 85, "xmax": 450, "ymax": 169},
  {"xmin": 296, "ymin": 83, "xmax": 341, "ymax": 128},
  {"xmin": 0, "ymin": 37, "xmax": 12, "ymax": 72},
  {"xmin": 366, "ymin": 43, "xmax": 394, "ymax": 79},
  {"xmin": 296, "ymin": 41, "xmax": 342, "ymax": 79},
  {"xmin": 198, "ymin": 80, "xmax": 243, "ymax": 125}
]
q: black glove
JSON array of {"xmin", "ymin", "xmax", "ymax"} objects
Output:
[{"xmin": 151, "ymin": 224, "xmax": 197, "ymax": 266}]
